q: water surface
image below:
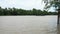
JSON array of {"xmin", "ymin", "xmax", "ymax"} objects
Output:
[{"xmin": 0, "ymin": 15, "xmax": 57, "ymax": 34}]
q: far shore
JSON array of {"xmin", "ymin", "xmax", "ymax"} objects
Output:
[{"xmin": 0, "ymin": 15, "xmax": 57, "ymax": 16}]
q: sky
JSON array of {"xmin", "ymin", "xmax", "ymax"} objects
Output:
[{"xmin": 0, "ymin": 0, "xmax": 55, "ymax": 11}]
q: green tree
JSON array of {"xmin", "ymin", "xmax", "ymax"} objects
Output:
[
  {"xmin": 43, "ymin": 0, "xmax": 59, "ymax": 24},
  {"xmin": 32, "ymin": 8, "xmax": 37, "ymax": 15},
  {"xmin": 0, "ymin": 7, "xmax": 3, "ymax": 15},
  {"xmin": 0, "ymin": 7, "xmax": 57, "ymax": 15}
]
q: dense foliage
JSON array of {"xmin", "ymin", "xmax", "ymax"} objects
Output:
[{"xmin": 0, "ymin": 7, "xmax": 57, "ymax": 16}]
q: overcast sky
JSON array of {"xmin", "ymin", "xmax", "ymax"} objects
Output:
[
  {"xmin": 0, "ymin": 0, "xmax": 55, "ymax": 11},
  {"xmin": 0, "ymin": 0, "xmax": 45, "ymax": 10}
]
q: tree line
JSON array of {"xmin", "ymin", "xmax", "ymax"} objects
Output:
[{"xmin": 0, "ymin": 7, "xmax": 57, "ymax": 16}]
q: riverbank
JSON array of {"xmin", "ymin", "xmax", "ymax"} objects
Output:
[{"xmin": 0, "ymin": 15, "xmax": 57, "ymax": 16}]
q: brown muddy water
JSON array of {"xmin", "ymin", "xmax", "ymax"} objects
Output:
[{"xmin": 0, "ymin": 15, "xmax": 59, "ymax": 34}]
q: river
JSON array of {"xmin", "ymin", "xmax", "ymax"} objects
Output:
[{"xmin": 0, "ymin": 15, "xmax": 58, "ymax": 34}]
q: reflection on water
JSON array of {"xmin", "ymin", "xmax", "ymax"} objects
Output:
[
  {"xmin": 57, "ymin": 24, "xmax": 60, "ymax": 34},
  {"xmin": 0, "ymin": 15, "xmax": 58, "ymax": 34}
]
